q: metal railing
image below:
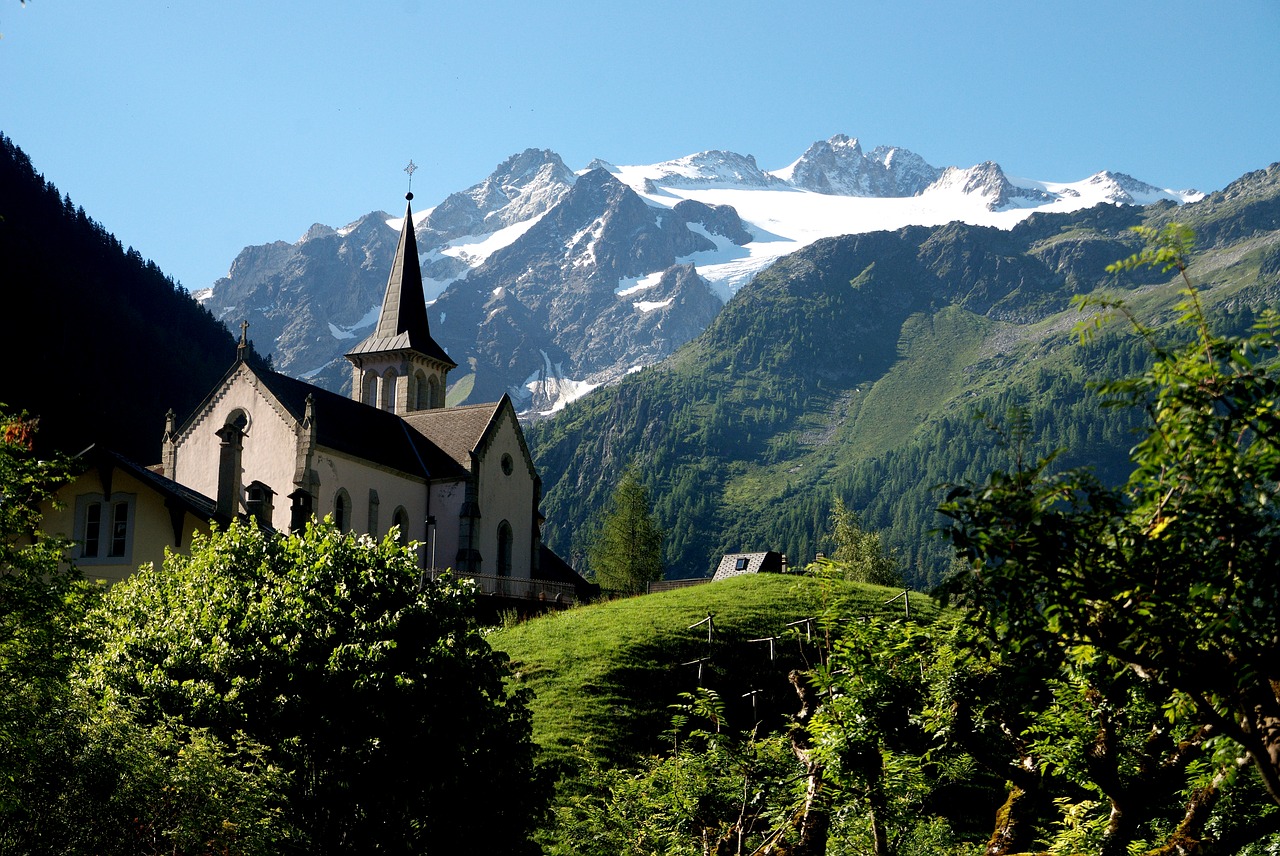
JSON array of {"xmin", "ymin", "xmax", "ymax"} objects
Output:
[{"xmin": 425, "ymin": 569, "xmax": 578, "ymax": 605}]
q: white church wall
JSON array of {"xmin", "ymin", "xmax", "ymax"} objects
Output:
[
  {"xmin": 475, "ymin": 409, "xmax": 536, "ymax": 579},
  {"xmin": 171, "ymin": 370, "xmax": 299, "ymax": 532},
  {"xmin": 310, "ymin": 449, "xmax": 429, "ymax": 544},
  {"xmin": 427, "ymin": 479, "xmax": 465, "ymax": 572}
]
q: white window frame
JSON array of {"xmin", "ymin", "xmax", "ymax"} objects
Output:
[{"xmin": 73, "ymin": 492, "xmax": 137, "ymax": 565}]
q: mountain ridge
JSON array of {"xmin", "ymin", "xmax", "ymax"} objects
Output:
[
  {"xmin": 199, "ymin": 134, "xmax": 1201, "ymax": 413},
  {"xmin": 525, "ymin": 163, "xmax": 1279, "ymax": 584}
]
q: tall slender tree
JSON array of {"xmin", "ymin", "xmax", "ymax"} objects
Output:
[{"xmin": 589, "ymin": 471, "xmax": 664, "ymax": 594}]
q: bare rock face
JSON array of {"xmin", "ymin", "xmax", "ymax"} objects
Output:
[
  {"xmin": 431, "ymin": 169, "xmax": 732, "ymax": 409},
  {"xmin": 787, "ymin": 134, "xmax": 943, "ymax": 197}
]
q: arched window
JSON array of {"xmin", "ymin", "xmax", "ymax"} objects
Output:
[
  {"xmin": 334, "ymin": 488, "xmax": 351, "ymax": 533},
  {"xmin": 380, "ymin": 369, "xmax": 398, "ymax": 412},
  {"xmin": 361, "ymin": 371, "xmax": 378, "ymax": 406},
  {"xmin": 426, "ymin": 375, "xmax": 440, "ymax": 409},
  {"xmin": 496, "ymin": 520, "xmax": 513, "ymax": 577},
  {"xmin": 413, "ymin": 369, "xmax": 429, "ymax": 410},
  {"xmin": 392, "ymin": 507, "xmax": 410, "ymax": 547}
]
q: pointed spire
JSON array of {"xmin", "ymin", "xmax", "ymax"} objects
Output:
[
  {"xmin": 347, "ymin": 189, "xmax": 455, "ymax": 369},
  {"xmin": 370, "ymin": 195, "xmax": 433, "ymax": 347}
]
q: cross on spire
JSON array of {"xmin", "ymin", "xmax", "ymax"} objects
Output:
[
  {"xmin": 237, "ymin": 319, "xmax": 249, "ymax": 361},
  {"xmin": 404, "ymin": 160, "xmax": 418, "ymax": 200}
]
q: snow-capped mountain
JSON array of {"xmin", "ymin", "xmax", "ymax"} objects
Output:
[{"xmin": 199, "ymin": 135, "xmax": 1201, "ymax": 415}]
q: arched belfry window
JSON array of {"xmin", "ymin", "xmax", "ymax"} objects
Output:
[
  {"xmin": 413, "ymin": 369, "xmax": 429, "ymax": 411},
  {"xmin": 427, "ymin": 375, "xmax": 441, "ymax": 409},
  {"xmin": 381, "ymin": 369, "xmax": 398, "ymax": 413},
  {"xmin": 361, "ymin": 371, "xmax": 378, "ymax": 407},
  {"xmin": 496, "ymin": 520, "xmax": 513, "ymax": 577}
]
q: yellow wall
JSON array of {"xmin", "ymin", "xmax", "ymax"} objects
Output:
[{"xmin": 43, "ymin": 466, "xmax": 213, "ymax": 585}]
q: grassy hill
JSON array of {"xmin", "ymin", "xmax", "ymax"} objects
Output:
[
  {"xmin": 528, "ymin": 165, "xmax": 1280, "ymax": 588},
  {"xmin": 487, "ymin": 573, "xmax": 947, "ymax": 766}
]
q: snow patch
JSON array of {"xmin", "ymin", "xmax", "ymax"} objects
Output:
[
  {"xmin": 635, "ymin": 297, "xmax": 674, "ymax": 313},
  {"xmin": 513, "ymin": 350, "xmax": 600, "ymax": 416},
  {"xmin": 422, "ymin": 277, "xmax": 453, "ymax": 305},
  {"xmin": 617, "ymin": 271, "xmax": 664, "ymax": 296},
  {"xmin": 328, "ymin": 303, "xmax": 381, "ymax": 340},
  {"xmin": 438, "ymin": 215, "xmax": 541, "ymax": 265}
]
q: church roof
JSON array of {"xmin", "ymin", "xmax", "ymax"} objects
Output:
[
  {"xmin": 347, "ymin": 197, "xmax": 456, "ymax": 368},
  {"xmin": 251, "ymin": 366, "xmax": 469, "ymax": 481},
  {"xmin": 401, "ymin": 399, "xmax": 507, "ymax": 471}
]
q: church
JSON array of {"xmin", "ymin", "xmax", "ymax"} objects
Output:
[{"xmin": 47, "ymin": 190, "xmax": 586, "ymax": 603}]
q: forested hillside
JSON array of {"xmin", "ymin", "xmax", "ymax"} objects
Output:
[
  {"xmin": 0, "ymin": 134, "xmax": 254, "ymax": 460},
  {"xmin": 530, "ymin": 166, "xmax": 1280, "ymax": 586}
]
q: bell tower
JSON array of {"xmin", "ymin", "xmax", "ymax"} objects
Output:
[{"xmin": 346, "ymin": 163, "xmax": 456, "ymax": 414}]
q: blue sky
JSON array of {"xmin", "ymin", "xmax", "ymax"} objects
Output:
[{"xmin": 3, "ymin": 0, "xmax": 1277, "ymax": 292}]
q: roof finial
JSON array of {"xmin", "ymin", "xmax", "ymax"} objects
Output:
[
  {"xmin": 237, "ymin": 319, "xmax": 249, "ymax": 361},
  {"xmin": 404, "ymin": 160, "xmax": 418, "ymax": 201}
]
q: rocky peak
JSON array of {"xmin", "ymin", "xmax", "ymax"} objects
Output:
[
  {"xmin": 868, "ymin": 145, "xmax": 942, "ymax": 196},
  {"xmin": 786, "ymin": 135, "xmax": 941, "ymax": 198},
  {"xmin": 1085, "ymin": 170, "xmax": 1179, "ymax": 205},
  {"xmin": 786, "ymin": 134, "xmax": 872, "ymax": 195},
  {"xmin": 928, "ymin": 161, "xmax": 1054, "ymax": 210},
  {"xmin": 423, "ymin": 148, "xmax": 575, "ymax": 240},
  {"xmin": 301, "ymin": 222, "xmax": 338, "ymax": 243}
]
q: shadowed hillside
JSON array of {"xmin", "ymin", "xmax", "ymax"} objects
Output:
[{"xmin": 0, "ymin": 134, "xmax": 258, "ymax": 460}]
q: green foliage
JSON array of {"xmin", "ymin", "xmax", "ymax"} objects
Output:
[
  {"xmin": 942, "ymin": 225, "xmax": 1280, "ymax": 851},
  {"xmin": 0, "ymin": 414, "xmax": 282, "ymax": 855},
  {"xmin": 823, "ymin": 498, "xmax": 903, "ymax": 587},
  {"xmin": 1105, "ymin": 222, "xmax": 1198, "ymax": 275},
  {"xmin": 0, "ymin": 411, "xmax": 100, "ymax": 845},
  {"xmin": 542, "ymin": 728, "xmax": 799, "ymax": 856},
  {"xmin": 53, "ymin": 713, "xmax": 292, "ymax": 856},
  {"xmin": 83, "ymin": 520, "xmax": 543, "ymax": 856},
  {"xmin": 588, "ymin": 469, "xmax": 664, "ymax": 593}
]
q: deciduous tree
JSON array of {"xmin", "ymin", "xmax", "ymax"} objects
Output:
[
  {"xmin": 825, "ymin": 497, "xmax": 902, "ymax": 587},
  {"xmin": 941, "ymin": 224, "xmax": 1280, "ymax": 850},
  {"xmin": 83, "ymin": 520, "xmax": 544, "ymax": 855}
]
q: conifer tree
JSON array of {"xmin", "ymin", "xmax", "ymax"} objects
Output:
[{"xmin": 589, "ymin": 471, "xmax": 664, "ymax": 594}]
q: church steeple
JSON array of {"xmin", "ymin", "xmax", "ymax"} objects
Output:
[{"xmin": 346, "ymin": 179, "xmax": 456, "ymax": 415}]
